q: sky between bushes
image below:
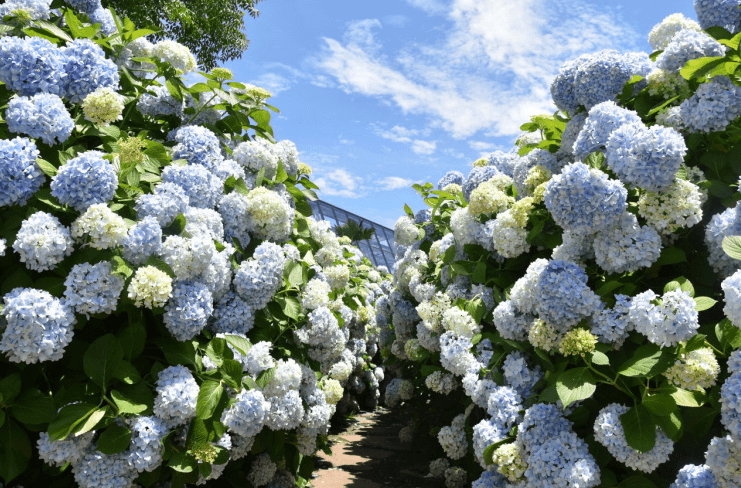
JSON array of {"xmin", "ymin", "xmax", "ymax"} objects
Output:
[{"xmin": 224, "ymin": 0, "xmax": 696, "ymax": 229}]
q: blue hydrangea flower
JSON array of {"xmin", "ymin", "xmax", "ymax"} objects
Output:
[
  {"xmin": 89, "ymin": 7, "xmax": 117, "ymax": 35},
  {"xmin": 544, "ymin": 162, "xmax": 627, "ymax": 234},
  {"xmin": 51, "ymin": 151, "xmax": 117, "ymax": 211},
  {"xmin": 472, "ymin": 418, "xmax": 507, "ymax": 469},
  {"xmin": 6, "ymin": 93, "xmax": 74, "ymax": 146},
  {"xmin": 161, "ymin": 164, "xmax": 222, "ymax": 209},
  {"xmin": 233, "ymin": 242, "xmax": 286, "ymax": 310},
  {"xmin": 463, "ymin": 165, "xmax": 502, "ymax": 201},
  {"xmin": 210, "ymin": 290, "xmax": 255, "ymax": 334},
  {"xmin": 122, "ymin": 216, "xmax": 162, "ymax": 265},
  {"xmin": 656, "ymin": 29, "xmax": 726, "ymax": 73},
  {"xmin": 153, "ymin": 364, "xmax": 199, "ymax": 428},
  {"xmin": 606, "ymin": 121, "xmax": 686, "ymax": 191},
  {"xmin": 670, "ymin": 464, "xmax": 718, "ymax": 488},
  {"xmin": 0, "ymin": 36, "xmax": 65, "ymax": 96},
  {"xmin": 722, "ymin": 270, "xmax": 741, "ymax": 327},
  {"xmin": 556, "ymin": 111, "xmax": 587, "ymax": 159},
  {"xmin": 629, "ymin": 289, "xmax": 700, "ymax": 347},
  {"xmin": 492, "ymin": 300, "xmax": 532, "ymax": 341},
  {"xmin": 729, "ymin": 350, "xmax": 741, "ymax": 374},
  {"xmin": 502, "ymin": 351, "xmax": 542, "ymax": 399},
  {"xmin": 573, "ymin": 101, "xmax": 642, "ymax": 159},
  {"xmin": 171, "ymin": 125, "xmax": 223, "ymax": 172},
  {"xmin": 594, "ymin": 403, "xmax": 674, "ymax": 472},
  {"xmin": 516, "ymin": 403, "xmax": 574, "ymax": 455},
  {"xmin": 126, "ymin": 415, "xmax": 168, "ymax": 473},
  {"xmin": 472, "ymin": 470, "xmax": 508, "ymax": 488},
  {"xmin": 65, "ymin": 0, "xmax": 102, "ymax": 13},
  {"xmin": 13, "ymin": 211, "xmax": 74, "ymax": 271},
  {"xmin": 721, "ymin": 371, "xmax": 741, "ymax": 441},
  {"xmin": 572, "ymin": 50, "xmax": 652, "ymax": 110},
  {"xmin": 526, "ymin": 430, "xmax": 601, "ymax": 488},
  {"xmin": 593, "ymin": 212, "xmax": 662, "ymax": 274},
  {"xmin": 437, "ymin": 170, "xmax": 464, "ymax": 190},
  {"xmin": 679, "ymin": 76, "xmax": 741, "ymax": 133},
  {"xmin": 535, "ymin": 259, "xmax": 603, "ymax": 331},
  {"xmin": 0, "ymin": 136, "xmax": 43, "ymax": 207},
  {"xmin": 221, "ymin": 389, "xmax": 269, "ymax": 438},
  {"xmin": 551, "ymin": 53, "xmax": 593, "ymax": 115},
  {"xmin": 487, "ymin": 386, "xmax": 523, "ymax": 429},
  {"xmin": 590, "ymin": 294, "xmax": 633, "ymax": 347},
  {"xmin": 219, "ymin": 192, "xmax": 252, "ymax": 248},
  {"xmin": 706, "ymin": 202, "xmax": 741, "ymax": 277},
  {"xmin": 0, "ymin": 287, "xmax": 76, "ymax": 363},
  {"xmin": 136, "ymin": 85, "xmax": 185, "ymax": 118},
  {"xmin": 695, "ymin": 0, "xmax": 741, "ymax": 32},
  {"xmin": 62, "ymin": 38, "xmax": 120, "ymax": 103},
  {"xmin": 73, "ymin": 451, "xmax": 137, "ymax": 488},
  {"xmin": 213, "ymin": 158, "xmax": 246, "ymax": 183},
  {"xmin": 487, "ymin": 150, "xmax": 519, "ymax": 177},
  {"xmin": 63, "ymin": 261, "xmax": 124, "ymax": 317},
  {"xmin": 0, "ymin": 0, "xmax": 53, "ymax": 19},
  {"xmin": 163, "ymin": 280, "xmax": 213, "ymax": 341},
  {"xmin": 135, "ymin": 182, "xmax": 189, "ymax": 227}
]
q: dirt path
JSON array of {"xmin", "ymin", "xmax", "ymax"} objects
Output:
[{"xmin": 310, "ymin": 408, "xmax": 445, "ymax": 488}]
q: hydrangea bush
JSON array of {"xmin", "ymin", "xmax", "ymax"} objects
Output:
[
  {"xmin": 0, "ymin": 2, "xmax": 391, "ymax": 487},
  {"xmin": 379, "ymin": 2, "xmax": 741, "ymax": 487}
]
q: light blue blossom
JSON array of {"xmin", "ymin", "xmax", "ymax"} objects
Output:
[
  {"xmin": 161, "ymin": 164, "xmax": 222, "ymax": 209},
  {"xmin": 487, "ymin": 150, "xmax": 519, "ymax": 177},
  {"xmin": 721, "ymin": 372, "xmax": 741, "ymax": 441},
  {"xmin": 544, "ymin": 162, "xmax": 627, "ymax": 234},
  {"xmin": 572, "ymin": 50, "xmax": 652, "ymax": 110},
  {"xmin": 695, "ymin": 0, "xmax": 741, "ymax": 33},
  {"xmin": 163, "ymin": 280, "xmax": 213, "ymax": 341},
  {"xmin": 152, "ymin": 364, "xmax": 199, "ymax": 428},
  {"xmin": 6, "ymin": 93, "xmax": 74, "ymax": 146},
  {"xmin": 122, "ymin": 216, "xmax": 162, "ymax": 265},
  {"xmin": 535, "ymin": 260, "xmax": 603, "ymax": 332},
  {"xmin": 65, "ymin": 0, "xmax": 102, "ymax": 13},
  {"xmin": 526, "ymin": 430, "xmax": 600, "ymax": 488},
  {"xmin": 590, "ymin": 294, "xmax": 633, "ymax": 347},
  {"xmin": 629, "ymin": 289, "xmax": 700, "ymax": 347},
  {"xmin": 487, "ymin": 386, "xmax": 523, "ymax": 428},
  {"xmin": 706, "ymin": 202, "xmax": 741, "ymax": 277},
  {"xmin": 670, "ymin": 464, "xmax": 718, "ymax": 488},
  {"xmin": 0, "ymin": 0, "xmax": 53, "ymax": 19},
  {"xmin": 551, "ymin": 53, "xmax": 593, "ymax": 115},
  {"xmin": 135, "ymin": 182, "xmax": 189, "ymax": 227},
  {"xmin": 233, "ymin": 242, "xmax": 286, "ymax": 310},
  {"xmin": 573, "ymin": 101, "xmax": 642, "ymax": 159},
  {"xmin": 472, "ymin": 470, "xmax": 508, "ymax": 488},
  {"xmin": 127, "ymin": 415, "xmax": 168, "ymax": 472},
  {"xmin": 89, "ymin": 7, "xmax": 117, "ymax": 35},
  {"xmin": 73, "ymin": 451, "xmax": 138, "ymax": 488},
  {"xmin": 463, "ymin": 166, "xmax": 502, "ymax": 201},
  {"xmin": 37, "ymin": 431, "xmax": 94, "ymax": 467},
  {"xmin": 437, "ymin": 170, "xmax": 465, "ymax": 190},
  {"xmin": 221, "ymin": 389, "xmax": 269, "ymax": 438},
  {"xmin": 472, "ymin": 419, "xmax": 507, "ymax": 469},
  {"xmin": 493, "ymin": 300, "xmax": 532, "ymax": 341},
  {"xmin": 171, "ymin": 125, "xmax": 223, "ymax": 172},
  {"xmin": 516, "ymin": 403, "xmax": 574, "ymax": 455},
  {"xmin": 721, "ymin": 270, "xmax": 741, "ymax": 327},
  {"xmin": 502, "ymin": 351, "xmax": 542, "ymax": 399},
  {"xmin": 51, "ymin": 151, "xmax": 117, "ymax": 211},
  {"xmin": 593, "ymin": 212, "xmax": 662, "ymax": 273},
  {"xmin": 0, "ymin": 287, "xmax": 76, "ymax": 363},
  {"xmin": 265, "ymin": 390, "xmax": 305, "ymax": 431},
  {"xmin": 679, "ymin": 76, "xmax": 741, "ymax": 133},
  {"xmin": 210, "ymin": 291, "xmax": 255, "ymax": 335},
  {"xmin": 556, "ymin": 112, "xmax": 587, "ymax": 159},
  {"xmin": 13, "ymin": 211, "xmax": 74, "ymax": 271},
  {"xmin": 63, "ymin": 261, "xmax": 124, "ymax": 317},
  {"xmin": 0, "ymin": 136, "xmax": 43, "ymax": 207},
  {"xmin": 656, "ymin": 29, "xmax": 726, "ymax": 73},
  {"xmin": 0, "ymin": 36, "xmax": 65, "ymax": 96},
  {"xmin": 62, "ymin": 38, "xmax": 120, "ymax": 103},
  {"xmin": 136, "ymin": 85, "xmax": 184, "ymax": 118},
  {"xmin": 606, "ymin": 122, "xmax": 687, "ymax": 191}
]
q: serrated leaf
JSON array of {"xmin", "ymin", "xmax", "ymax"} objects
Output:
[
  {"xmin": 642, "ymin": 393, "xmax": 677, "ymax": 417},
  {"xmin": 655, "ymin": 411, "xmax": 683, "ymax": 441},
  {"xmin": 0, "ymin": 419, "xmax": 31, "ymax": 484},
  {"xmin": 620, "ymin": 404, "xmax": 656, "ymax": 453},
  {"xmin": 716, "ymin": 319, "xmax": 741, "ymax": 351},
  {"xmin": 224, "ymin": 335, "xmax": 252, "ymax": 356},
  {"xmin": 618, "ymin": 343, "xmax": 674, "ymax": 378},
  {"xmin": 556, "ymin": 368, "xmax": 596, "ymax": 408},
  {"xmin": 590, "ymin": 350, "xmax": 610, "ymax": 366},
  {"xmin": 196, "ymin": 381, "xmax": 224, "ymax": 420},
  {"xmin": 671, "ymin": 388, "xmax": 707, "ymax": 407},
  {"xmin": 48, "ymin": 403, "xmax": 98, "ymax": 441},
  {"xmin": 83, "ymin": 334, "xmax": 124, "ymax": 389},
  {"xmin": 694, "ymin": 297, "xmax": 717, "ymax": 312},
  {"xmin": 97, "ymin": 425, "xmax": 132, "ymax": 455},
  {"xmin": 0, "ymin": 374, "xmax": 21, "ymax": 404},
  {"xmin": 722, "ymin": 235, "xmax": 741, "ymax": 260},
  {"xmin": 111, "ymin": 383, "xmax": 153, "ymax": 415},
  {"xmin": 256, "ymin": 367, "xmax": 276, "ymax": 388},
  {"xmin": 169, "ymin": 452, "xmax": 197, "ymax": 473},
  {"xmin": 36, "ymin": 158, "xmax": 58, "ymax": 177},
  {"xmin": 72, "ymin": 407, "xmax": 108, "ymax": 436}
]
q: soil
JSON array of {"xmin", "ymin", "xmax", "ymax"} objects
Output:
[{"xmin": 310, "ymin": 407, "xmax": 446, "ymax": 488}]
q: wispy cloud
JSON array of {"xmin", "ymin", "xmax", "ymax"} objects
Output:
[
  {"xmin": 313, "ymin": 0, "xmax": 640, "ymax": 138},
  {"xmin": 377, "ymin": 176, "xmax": 419, "ymax": 191},
  {"xmin": 312, "ymin": 168, "xmax": 365, "ymax": 198},
  {"xmin": 375, "ymin": 125, "xmax": 436, "ymax": 155},
  {"xmin": 468, "ymin": 140, "xmax": 499, "ymax": 152}
]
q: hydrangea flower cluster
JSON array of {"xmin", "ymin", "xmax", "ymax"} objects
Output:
[
  {"xmin": 679, "ymin": 76, "xmax": 741, "ymax": 133},
  {"xmin": 51, "ymin": 151, "xmax": 118, "ymax": 211},
  {"xmin": 0, "ymin": 136, "xmax": 43, "ymax": 207},
  {"xmin": 63, "ymin": 261, "xmax": 125, "ymax": 316},
  {"xmin": 152, "ymin": 365, "xmax": 199, "ymax": 428},
  {"xmin": 6, "ymin": 92, "xmax": 74, "ymax": 145},
  {"xmin": 648, "ymin": 13, "xmax": 702, "ymax": 50},
  {"xmin": 13, "ymin": 211, "xmax": 74, "ymax": 271},
  {"xmin": 655, "ymin": 29, "xmax": 725, "ymax": 73}
]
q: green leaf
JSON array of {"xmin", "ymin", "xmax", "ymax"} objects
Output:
[
  {"xmin": 111, "ymin": 382, "xmax": 154, "ymax": 415},
  {"xmin": 169, "ymin": 452, "xmax": 198, "ymax": 473},
  {"xmin": 26, "ymin": 20, "xmax": 73, "ymax": 42},
  {"xmin": 620, "ymin": 404, "xmax": 656, "ymax": 453},
  {"xmin": 618, "ymin": 343, "xmax": 674, "ymax": 378},
  {"xmin": 256, "ymin": 367, "xmax": 276, "ymax": 389},
  {"xmin": 48, "ymin": 402, "xmax": 98, "ymax": 441},
  {"xmin": 680, "ymin": 56, "xmax": 726, "ymax": 81},
  {"xmin": 224, "ymin": 335, "xmax": 252, "ymax": 356},
  {"xmin": 196, "ymin": 381, "xmax": 224, "ymax": 420},
  {"xmin": 404, "ymin": 204, "xmax": 414, "ymax": 217},
  {"xmin": 97, "ymin": 425, "xmax": 132, "ymax": 455},
  {"xmin": 11, "ymin": 388, "xmax": 56, "ymax": 425},
  {"xmin": 663, "ymin": 276, "xmax": 694, "ymax": 296},
  {"xmin": 642, "ymin": 393, "xmax": 677, "ymax": 417},
  {"xmin": 656, "ymin": 246, "xmax": 686, "ymax": 265},
  {"xmin": 0, "ymin": 419, "xmax": 31, "ymax": 484},
  {"xmin": 83, "ymin": 334, "xmax": 124, "ymax": 389},
  {"xmin": 684, "ymin": 333, "xmax": 707, "ymax": 352},
  {"xmin": 655, "ymin": 411, "xmax": 683, "ymax": 441},
  {"xmin": 716, "ymin": 319, "xmax": 741, "ymax": 351},
  {"xmin": 287, "ymin": 262, "xmax": 304, "ymax": 287},
  {"xmin": 722, "ymin": 235, "xmax": 741, "ymax": 260},
  {"xmin": 161, "ymin": 214, "xmax": 186, "ymax": 239},
  {"xmin": 205, "ymin": 337, "xmax": 232, "ymax": 367},
  {"xmin": 72, "ymin": 407, "xmax": 108, "ymax": 436},
  {"xmin": 36, "ymin": 158, "xmax": 58, "ymax": 177},
  {"xmin": 161, "ymin": 339, "xmax": 198, "ymax": 367},
  {"xmin": 556, "ymin": 368, "xmax": 597, "ymax": 408},
  {"xmin": 0, "ymin": 374, "xmax": 21, "ymax": 404},
  {"xmin": 590, "ymin": 350, "xmax": 610, "ymax": 366},
  {"xmin": 465, "ymin": 297, "xmax": 486, "ymax": 324},
  {"xmin": 112, "ymin": 360, "xmax": 141, "ymax": 384},
  {"xmin": 118, "ymin": 323, "xmax": 146, "ymax": 361},
  {"xmin": 670, "ymin": 388, "xmax": 707, "ymax": 407},
  {"xmin": 220, "ymin": 359, "xmax": 243, "ymax": 390},
  {"xmin": 694, "ymin": 297, "xmax": 717, "ymax": 312}
]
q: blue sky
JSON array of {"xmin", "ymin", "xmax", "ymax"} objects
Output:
[{"xmin": 224, "ymin": 0, "xmax": 696, "ymax": 228}]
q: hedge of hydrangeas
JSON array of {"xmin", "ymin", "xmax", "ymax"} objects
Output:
[
  {"xmin": 379, "ymin": 2, "xmax": 741, "ymax": 487},
  {"xmin": 0, "ymin": 1, "xmax": 392, "ymax": 487}
]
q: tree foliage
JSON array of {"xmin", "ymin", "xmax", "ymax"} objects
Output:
[
  {"xmin": 334, "ymin": 218, "xmax": 376, "ymax": 244},
  {"xmin": 102, "ymin": 0, "xmax": 264, "ymax": 70}
]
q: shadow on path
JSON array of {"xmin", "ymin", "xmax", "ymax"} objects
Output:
[{"xmin": 311, "ymin": 408, "xmax": 445, "ymax": 488}]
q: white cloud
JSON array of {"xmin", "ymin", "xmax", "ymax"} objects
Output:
[
  {"xmin": 312, "ymin": 168, "xmax": 365, "ymax": 198},
  {"xmin": 468, "ymin": 141, "xmax": 498, "ymax": 152},
  {"xmin": 314, "ymin": 0, "xmax": 640, "ymax": 138},
  {"xmin": 377, "ymin": 176, "xmax": 419, "ymax": 191},
  {"xmin": 411, "ymin": 140, "xmax": 436, "ymax": 155},
  {"xmin": 375, "ymin": 125, "xmax": 436, "ymax": 154}
]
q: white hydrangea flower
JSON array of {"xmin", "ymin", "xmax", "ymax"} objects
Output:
[
  {"xmin": 233, "ymin": 138, "xmax": 280, "ymax": 179},
  {"xmin": 664, "ymin": 347, "xmax": 720, "ymax": 390},
  {"xmin": 151, "ymin": 40, "xmax": 197, "ymax": 73},
  {"xmin": 158, "ymin": 234, "xmax": 216, "ymax": 280},
  {"xmin": 648, "ymin": 13, "xmax": 702, "ymax": 51},
  {"xmin": 325, "ymin": 264, "xmax": 350, "ymax": 290},
  {"xmin": 244, "ymin": 187, "xmax": 294, "ymax": 242},
  {"xmin": 394, "ymin": 215, "xmax": 419, "ymax": 246},
  {"xmin": 70, "ymin": 203, "xmax": 127, "ymax": 249},
  {"xmin": 441, "ymin": 307, "xmax": 480, "ymax": 339},
  {"xmin": 638, "ymin": 179, "xmax": 705, "ymax": 234},
  {"xmin": 488, "ymin": 210, "xmax": 530, "ymax": 258},
  {"xmin": 82, "ymin": 87, "xmax": 125, "ymax": 126},
  {"xmin": 320, "ymin": 378, "xmax": 343, "ymax": 404},
  {"xmin": 127, "ymin": 266, "xmax": 173, "ymax": 308}
]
